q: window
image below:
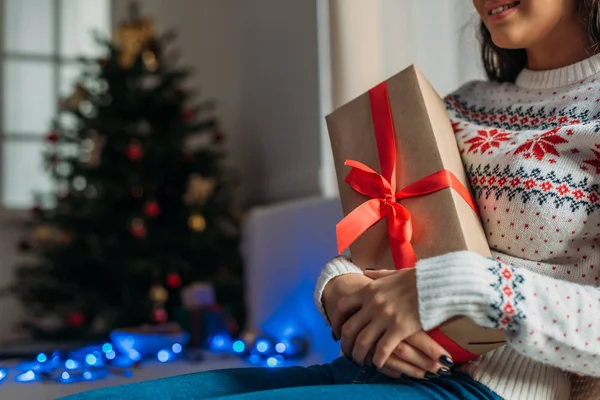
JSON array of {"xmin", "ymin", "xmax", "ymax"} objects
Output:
[{"xmin": 0, "ymin": 0, "xmax": 111, "ymax": 208}]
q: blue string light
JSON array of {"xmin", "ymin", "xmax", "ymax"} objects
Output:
[
  {"xmin": 128, "ymin": 350, "xmax": 141, "ymax": 362},
  {"xmin": 157, "ymin": 350, "xmax": 171, "ymax": 363},
  {"xmin": 171, "ymin": 343, "xmax": 182, "ymax": 354},
  {"xmin": 85, "ymin": 354, "xmax": 97, "ymax": 366},
  {"xmin": 16, "ymin": 370, "xmax": 36, "ymax": 383},
  {"xmin": 266, "ymin": 357, "xmax": 278, "ymax": 367},
  {"xmin": 232, "ymin": 340, "xmax": 245, "ymax": 353},
  {"xmin": 5, "ymin": 329, "xmax": 307, "ymax": 385},
  {"xmin": 255, "ymin": 339, "xmax": 270, "ymax": 353},
  {"xmin": 275, "ymin": 343, "xmax": 286, "ymax": 354}
]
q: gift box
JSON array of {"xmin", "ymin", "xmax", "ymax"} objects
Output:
[
  {"xmin": 175, "ymin": 283, "xmax": 233, "ymax": 348},
  {"xmin": 326, "ymin": 65, "xmax": 505, "ymax": 364}
]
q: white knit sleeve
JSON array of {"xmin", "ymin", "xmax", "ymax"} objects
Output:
[
  {"xmin": 417, "ymin": 250, "xmax": 600, "ymax": 377},
  {"xmin": 314, "ymin": 257, "xmax": 363, "ymax": 325}
]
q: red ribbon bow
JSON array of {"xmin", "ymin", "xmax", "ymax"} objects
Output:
[{"xmin": 335, "ymin": 81, "xmax": 480, "ymax": 364}]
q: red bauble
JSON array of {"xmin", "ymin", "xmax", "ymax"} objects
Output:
[
  {"xmin": 131, "ymin": 219, "xmax": 147, "ymax": 239},
  {"xmin": 182, "ymin": 108, "xmax": 194, "ymax": 122},
  {"xmin": 45, "ymin": 131, "xmax": 60, "ymax": 143},
  {"xmin": 126, "ymin": 142, "xmax": 143, "ymax": 161},
  {"xmin": 67, "ymin": 311, "xmax": 85, "ymax": 327},
  {"xmin": 144, "ymin": 201, "xmax": 161, "ymax": 217},
  {"xmin": 152, "ymin": 308, "xmax": 168, "ymax": 323},
  {"xmin": 166, "ymin": 273, "xmax": 182, "ymax": 288},
  {"xmin": 131, "ymin": 225, "xmax": 147, "ymax": 238}
]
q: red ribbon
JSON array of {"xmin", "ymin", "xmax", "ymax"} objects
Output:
[{"xmin": 336, "ymin": 81, "xmax": 479, "ymax": 364}]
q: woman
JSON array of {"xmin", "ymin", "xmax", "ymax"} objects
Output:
[{"xmin": 66, "ymin": 0, "xmax": 600, "ymax": 399}]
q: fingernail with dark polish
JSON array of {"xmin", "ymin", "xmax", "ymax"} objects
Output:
[
  {"xmin": 365, "ymin": 268, "xmax": 375, "ymax": 271},
  {"xmin": 439, "ymin": 355, "xmax": 454, "ymax": 367},
  {"xmin": 437, "ymin": 368, "xmax": 451, "ymax": 376},
  {"xmin": 424, "ymin": 372, "xmax": 439, "ymax": 379}
]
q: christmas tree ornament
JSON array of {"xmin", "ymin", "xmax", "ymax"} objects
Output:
[
  {"xmin": 131, "ymin": 186, "xmax": 144, "ymax": 198},
  {"xmin": 142, "ymin": 50, "xmax": 158, "ymax": 71},
  {"xmin": 78, "ymin": 100, "xmax": 95, "ymax": 117},
  {"xmin": 57, "ymin": 231, "xmax": 73, "ymax": 246},
  {"xmin": 188, "ymin": 214, "xmax": 206, "ymax": 232},
  {"xmin": 143, "ymin": 200, "xmax": 160, "ymax": 217},
  {"xmin": 152, "ymin": 307, "xmax": 168, "ymax": 323},
  {"xmin": 166, "ymin": 273, "xmax": 182, "ymax": 289},
  {"xmin": 34, "ymin": 225, "xmax": 53, "ymax": 242},
  {"xmin": 114, "ymin": 16, "xmax": 157, "ymax": 68},
  {"xmin": 126, "ymin": 140, "xmax": 143, "ymax": 161},
  {"xmin": 149, "ymin": 284, "xmax": 168, "ymax": 304},
  {"xmin": 73, "ymin": 176, "xmax": 87, "ymax": 191},
  {"xmin": 56, "ymin": 161, "xmax": 73, "ymax": 177},
  {"xmin": 61, "ymin": 85, "xmax": 87, "ymax": 111},
  {"xmin": 183, "ymin": 174, "xmax": 216, "ymax": 205},
  {"xmin": 67, "ymin": 311, "xmax": 86, "ymax": 327},
  {"xmin": 182, "ymin": 108, "xmax": 194, "ymax": 122},
  {"xmin": 45, "ymin": 131, "xmax": 60, "ymax": 143},
  {"xmin": 85, "ymin": 135, "xmax": 107, "ymax": 168},
  {"xmin": 130, "ymin": 218, "xmax": 147, "ymax": 239}
]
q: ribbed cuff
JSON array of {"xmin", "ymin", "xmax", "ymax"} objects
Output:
[
  {"xmin": 416, "ymin": 251, "xmax": 500, "ymax": 331},
  {"xmin": 314, "ymin": 257, "xmax": 363, "ymax": 325}
]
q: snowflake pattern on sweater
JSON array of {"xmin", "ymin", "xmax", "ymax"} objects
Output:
[{"xmin": 438, "ymin": 76, "xmax": 600, "ymax": 379}]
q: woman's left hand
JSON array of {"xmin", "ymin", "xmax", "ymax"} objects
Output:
[{"xmin": 338, "ymin": 268, "xmax": 421, "ymax": 369}]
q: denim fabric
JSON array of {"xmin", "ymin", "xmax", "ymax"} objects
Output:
[{"xmin": 60, "ymin": 357, "xmax": 502, "ymax": 400}]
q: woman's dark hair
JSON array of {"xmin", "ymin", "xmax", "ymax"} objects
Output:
[{"xmin": 480, "ymin": 0, "xmax": 600, "ymax": 83}]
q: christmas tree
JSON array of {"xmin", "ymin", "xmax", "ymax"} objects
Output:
[{"xmin": 7, "ymin": 7, "xmax": 244, "ymax": 340}]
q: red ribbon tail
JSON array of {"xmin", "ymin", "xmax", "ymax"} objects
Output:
[
  {"xmin": 427, "ymin": 328, "xmax": 478, "ymax": 365},
  {"xmin": 336, "ymin": 198, "xmax": 386, "ymax": 254}
]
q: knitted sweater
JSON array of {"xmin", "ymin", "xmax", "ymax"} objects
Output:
[{"xmin": 315, "ymin": 54, "xmax": 600, "ymax": 400}]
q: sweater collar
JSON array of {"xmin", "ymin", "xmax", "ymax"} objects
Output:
[{"xmin": 515, "ymin": 53, "xmax": 600, "ymax": 90}]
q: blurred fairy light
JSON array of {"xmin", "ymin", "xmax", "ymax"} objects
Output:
[
  {"xmin": 16, "ymin": 370, "xmax": 36, "ymax": 382},
  {"xmin": 171, "ymin": 343, "xmax": 182, "ymax": 354},
  {"xmin": 73, "ymin": 176, "xmax": 87, "ymax": 191}
]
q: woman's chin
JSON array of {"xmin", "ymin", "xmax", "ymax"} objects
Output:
[{"xmin": 491, "ymin": 34, "xmax": 527, "ymax": 50}]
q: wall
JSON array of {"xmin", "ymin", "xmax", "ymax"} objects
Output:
[{"xmin": 114, "ymin": 0, "xmax": 324, "ymax": 205}]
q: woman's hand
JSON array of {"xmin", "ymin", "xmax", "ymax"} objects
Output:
[
  {"xmin": 339, "ymin": 268, "xmax": 446, "ymax": 376},
  {"xmin": 321, "ymin": 272, "xmax": 372, "ymax": 338},
  {"xmin": 367, "ymin": 331, "xmax": 453, "ymax": 379},
  {"xmin": 323, "ymin": 268, "xmax": 453, "ymax": 379}
]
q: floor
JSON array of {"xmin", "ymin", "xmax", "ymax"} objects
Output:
[{"xmin": 0, "ymin": 354, "xmax": 323, "ymax": 400}]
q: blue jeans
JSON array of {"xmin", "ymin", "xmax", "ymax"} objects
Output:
[{"xmin": 61, "ymin": 357, "xmax": 502, "ymax": 400}]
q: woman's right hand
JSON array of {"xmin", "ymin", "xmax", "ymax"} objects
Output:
[
  {"xmin": 321, "ymin": 273, "xmax": 372, "ymax": 338},
  {"xmin": 322, "ymin": 272, "xmax": 453, "ymax": 379}
]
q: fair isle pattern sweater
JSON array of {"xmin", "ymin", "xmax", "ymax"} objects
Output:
[{"xmin": 315, "ymin": 54, "xmax": 600, "ymax": 400}]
